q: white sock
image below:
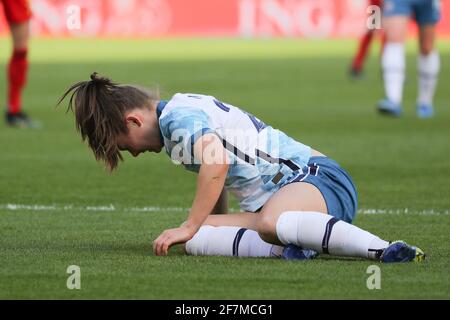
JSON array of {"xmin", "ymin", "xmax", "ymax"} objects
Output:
[
  {"xmin": 186, "ymin": 225, "xmax": 284, "ymax": 258},
  {"xmin": 382, "ymin": 43, "xmax": 405, "ymax": 105},
  {"xmin": 276, "ymin": 211, "xmax": 389, "ymax": 260},
  {"xmin": 417, "ymin": 50, "xmax": 440, "ymax": 106}
]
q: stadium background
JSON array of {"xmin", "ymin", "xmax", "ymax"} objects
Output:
[
  {"xmin": 0, "ymin": 0, "xmax": 449, "ymax": 38},
  {"xmin": 0, "ymin": 0, "xmax": 449, "ymax": 300}
]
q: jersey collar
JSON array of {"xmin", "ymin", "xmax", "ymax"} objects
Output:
[
  {"xmin": 156, "ymin": 100, "xmax": 168, "ymax": 119},
  {"xmin": 156, "ymin": 100, "xmax": 168, "ymax": 145}
]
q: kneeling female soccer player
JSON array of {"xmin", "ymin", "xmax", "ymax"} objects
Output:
[{"xmin": 58, "ymin": 73, "xmax": 425, "ymax": 263}]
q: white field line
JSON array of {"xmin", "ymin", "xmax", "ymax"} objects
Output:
[
  {"xmin": 0, "ymin": 203, "xmax": 449, "ymax": 216},
  {"xmin": 0, "ymin": 203, "xmax": 187, "ymax": 213}
]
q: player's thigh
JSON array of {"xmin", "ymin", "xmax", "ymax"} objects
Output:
[
  {"xmin": 203, "ymin": 212, "xmax": 259, "ymax": 230},
  {"xmin": 256, "ymin": 182, "xmax": 327, "ymax": 244},
  {"xmin": 418, "ymin": 24, "xmax": 436, "ymax": 55},
  {"xmin": 382, "ymin": 16, "xmax": 409, "ymax": 42}
]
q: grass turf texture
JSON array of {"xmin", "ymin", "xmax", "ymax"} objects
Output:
[{"xmin": 0, "ymin": 38, "xmax": 449, "ymax": 299}]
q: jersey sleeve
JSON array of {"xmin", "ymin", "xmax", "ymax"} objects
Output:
[{"xmin": 159, "ymin": 107, "xmax": 215, "ymax": 159}]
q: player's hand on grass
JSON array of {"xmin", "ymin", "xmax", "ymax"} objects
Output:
[{"xmin": 153, "ymin": 225, "xmax": 196, "ymax": 256}]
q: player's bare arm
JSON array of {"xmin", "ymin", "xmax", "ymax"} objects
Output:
[
  {"xmin": 210, "ymin": 187, "xmax": 228, "ymax": 215},
  {"xmin": 153, "ymin": 133, "xmax": 229, "ymax": 256}
]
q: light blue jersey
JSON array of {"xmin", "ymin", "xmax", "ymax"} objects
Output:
[{"xmin": 158, "ymin": 93, "xmax": 312, "ymax": 212}]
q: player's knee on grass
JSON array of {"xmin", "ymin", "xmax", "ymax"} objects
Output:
[
  {"xmin": 256, "ymin": 215, "xmax": 279, "ymax": 245},
  {"xmin": 186, "ymin": 225, "xmax": 212, "ymax": 255}
]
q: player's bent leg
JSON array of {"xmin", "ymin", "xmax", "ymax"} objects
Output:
[
  {"xmin": 186, "ymin": 213, "xmax": 318, "ymax": 260},
  {"xmin": 185, "ymin": 225, "xmax": 284, "ymax": 258},
  {"xmin": 256, "ymin": 181, "xmax": 361, "ymax": 253},
  {"xmin": 256, "ymin": 181, "xmax": 424, "ymax": 262},
  {"xmin": 256, "ymin": 182, "xmax": 327, "ymax": 245},
  {"xmin": 276, "ymin": 212, "xmax": 425, "ymax": 263},
  {"xmin": 275, "ymin": 210, "xmax": 390, "ymax": 260}
]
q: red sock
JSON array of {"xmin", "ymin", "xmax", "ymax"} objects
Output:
[
  {"xmin": 7, "ymin": 48, "xmax": 29, "ymax": 114},
  {"xmin": 352, "ymin": 30, "xmax": 374, "ymax": 72}
]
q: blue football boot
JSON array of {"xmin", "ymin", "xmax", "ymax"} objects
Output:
[
  {"xmin": 282, "ymin": 244, "xmax": 319, "ymax": 261},
  {"xmin": 377, "ymin": 99, "xmax": 402, "ymax": 117},
  {"xmin": 380, "ymin": 240, "xmax": 426, "ymax": 263},
  {"xmin": 417, "ymin": 104, "xmax": 434, "ymax": 118}
]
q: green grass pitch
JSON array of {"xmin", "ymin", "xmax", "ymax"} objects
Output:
[{"xmin": 0, "ymin": 38, "xmax": 449, "ymax": 299}]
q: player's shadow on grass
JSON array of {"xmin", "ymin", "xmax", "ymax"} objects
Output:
[{"xmin": 316, "ymin": 255, "xmax": 368, "ymax": 262}]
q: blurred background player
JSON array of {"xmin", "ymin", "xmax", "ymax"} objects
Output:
[
  {"xmin": 350, "ymin": 0, "xmax": 385, "ymax": 79},
  {"xmin": 378, "ymin": 0, "xmax": 441, "ymax": 118},
  {"xmin": 2, "ymin": 0, "xmax": 36, "ymax": 127}
]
